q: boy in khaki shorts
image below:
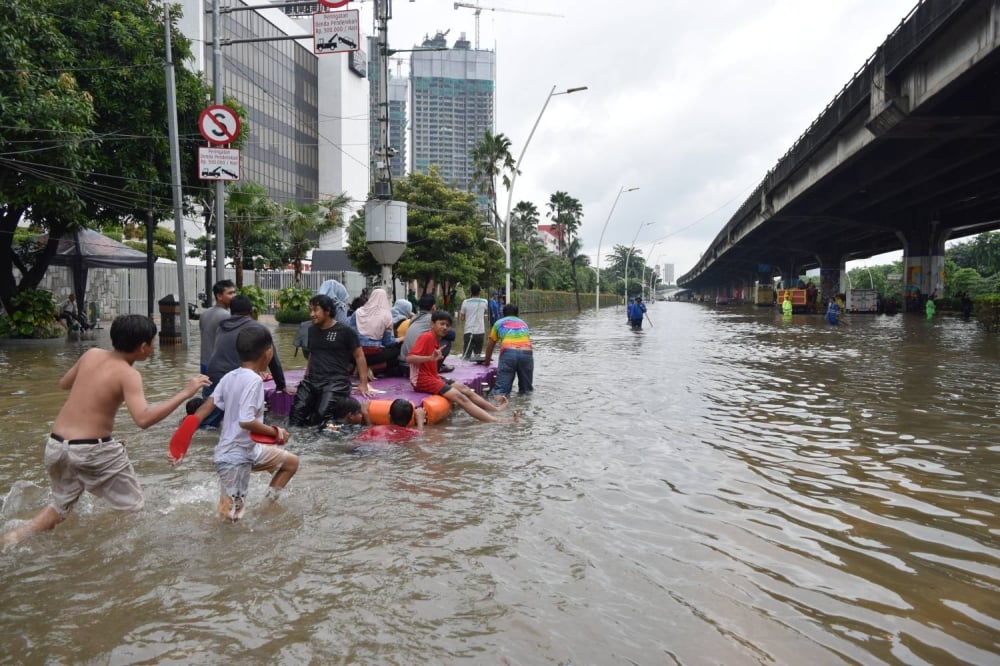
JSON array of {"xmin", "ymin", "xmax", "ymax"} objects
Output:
[{"xmin": 2, "ymin": 315, "xmax": 210, "ymax": 547}]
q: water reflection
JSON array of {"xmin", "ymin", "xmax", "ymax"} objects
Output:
[{"xmin": 2, "ymin": 305, "xmax": 998, "ymax": 664}]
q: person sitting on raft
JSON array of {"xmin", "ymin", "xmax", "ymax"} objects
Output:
[
  {"xmin": 406, "ymin": 311, "xmax": 513, "ymax": 424},
  {"xmin": 348, "ymin": 288, "xmax": 401, "ymax": 375}
]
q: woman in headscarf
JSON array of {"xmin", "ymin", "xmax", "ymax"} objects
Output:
[
  {"xmin": 349, "ymin": 288, "xmax": 400, "ymax": 375},
  {"xmin": 317, "ymin": 279, "xmax": 350, "ymax": 325},
  {"xmin": 391, "ymin": 299, "xmax": 413, "ymax": 337}
]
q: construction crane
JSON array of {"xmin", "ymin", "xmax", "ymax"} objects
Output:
[{"xmin": 453, "ymin": 2, "xmax": 563, "ymax": 49}]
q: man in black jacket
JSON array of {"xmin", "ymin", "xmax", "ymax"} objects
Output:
[{"xmin": 200, "ymin": 296, "xmax": 287, "ymax": 427}]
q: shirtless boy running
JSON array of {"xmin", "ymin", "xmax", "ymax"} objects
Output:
[{"xmin": 2, "ymin": 315, "xmax": 210, "ymax": 546}]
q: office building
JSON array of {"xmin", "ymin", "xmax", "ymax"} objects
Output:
[
  {"xmin": 409, "ymin": 31, "xmax": 494, "ymax": 191},
  {"xmin": 177, "ymin": 0, "xmax": 369, "ymax": 249}
]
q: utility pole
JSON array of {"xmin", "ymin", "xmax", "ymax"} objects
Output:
[
  {"xmin": 164, "ymin": 2, "xmax": 191, "ymax": 346},
  {"xmin": 212, "ymin": 0, "xmax": 225, "ymax": 283}
]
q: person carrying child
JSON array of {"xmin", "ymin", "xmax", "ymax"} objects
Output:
[
  {"xmin": 178, "ymin": 327, "xmax": 298, "ymax": 522},
  {"xmin": 407, "ymin": 311, "xmax": 512, "ymax": 423},
  {"xmin": 3, "ymin": 315, "xmax": 210, "ymax": 546}
]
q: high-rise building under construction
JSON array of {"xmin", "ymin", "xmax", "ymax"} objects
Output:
[{"xmin": 409, "ymin": 32, "xmax": 494, "ymax": 191}]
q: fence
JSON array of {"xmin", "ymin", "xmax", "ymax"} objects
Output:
[{"xmin": 36, "ymin": 264, "xmax": 366, "ymax": 321}]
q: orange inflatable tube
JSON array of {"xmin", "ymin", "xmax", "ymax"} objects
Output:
[{"xmin": 367, "ymin": 395, "xmax": 451, "ymax": 426}]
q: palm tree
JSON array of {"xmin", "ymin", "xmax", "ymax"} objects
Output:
[
  {"xmin": 226, "ymin": 182, "xmax": 277, "ymax": 288},
  {"xmin": 281, "ymin": 193, "xmax": 350, "ymax": 285},
  {"xmin": 546, "ymin": 191, "xmax": 583, "ymax": 256},
  {"xmin": 470, "ymin": 131, "xmax": 518, "ymax": 235},
  {"xmin": 511, "ymin": 200, "xmax": 539, "ymax": 244},
  {"xmin": 567, "ymin": 237, "xmax": 587, "ymax": 312}
]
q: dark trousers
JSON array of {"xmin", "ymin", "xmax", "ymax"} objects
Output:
[{"xmin": 289, "ymin": 378, "xmax": 350, "ymax": 427}]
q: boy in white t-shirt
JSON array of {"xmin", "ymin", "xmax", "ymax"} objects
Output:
[
  {"xmin": 459, "ymin": 283, "xmax": 489, "ymax": 359},
  {"xmin": 180, "ymin": 326, "xmax": 297, "ymax": 522}
]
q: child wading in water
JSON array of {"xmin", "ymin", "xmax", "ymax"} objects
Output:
[
  {"xmin": 2, "ymin": 315, "xmax": 210, "ymax": 547},
  {"xmin": 178, "ymin": 327, "xmax": 297, "ymax": 522}
]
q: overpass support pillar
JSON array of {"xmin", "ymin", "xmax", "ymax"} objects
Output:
[
  {"xmin": 897, "ymin": 222, "xmax": 950, "ymax": 312},
  {"xmin": 815, "ymin": 254, "xmax": 846, "ymax": 302}
]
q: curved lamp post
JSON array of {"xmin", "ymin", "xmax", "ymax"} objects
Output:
[
  {"xmin": 643, "ymin": 241, "xmax": 661, "ymax": 301},
  {"xmin": 623, "ymin": 221, "xmax": 653, "ymax": 300},
  {"xmin": 595, "ymin": 186, "xmax": 639, "ymax": 311},
  {"xmin": 500, "ymin": 85, "xmax": 588, "ymax": 301}
]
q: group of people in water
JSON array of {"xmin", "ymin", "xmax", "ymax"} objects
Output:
[{"xmin": 3, "ymin": 278, "xmax": 534, "ymax": 545}]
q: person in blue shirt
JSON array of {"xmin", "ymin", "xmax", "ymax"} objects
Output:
[
  {"xmin": 825, "ymin": 296, "xmax": 840, "ymax": 325},
  {"xmin": 628, "ymin": 295, "xmax": 647, "ymax": 329},
  {"xmin": 488, "ymin": 292, "xmax": 503, "ymax": 327}
]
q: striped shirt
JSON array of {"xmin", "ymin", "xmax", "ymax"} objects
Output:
[{"xmin": 490, "ymin": 316, "xmax": 532, "ymax": 354}]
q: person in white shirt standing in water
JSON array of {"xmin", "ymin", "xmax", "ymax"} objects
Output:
[{"xmin": 459, "ymin": 283, "xmax": 488, "ymax": 359}]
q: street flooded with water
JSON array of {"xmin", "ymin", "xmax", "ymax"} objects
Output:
[{"xmin": 2, "ymin": 302, "xmax": 998, "ymax": 664}]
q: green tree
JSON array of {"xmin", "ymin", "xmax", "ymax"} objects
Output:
[
  {"xmin": 510, "ymin": 200, "xmax": 540, "ymax": 292},
  {"xmin": 281, "ymin": 193, "xmax": 350, "ymax": 285},
  {"xmin": 123, "ymin": 224, "xmax": 177, "ymax": 261},
  {"xmin": 226, "ymin": 182, "xmax": 278, "ymax": 288},
  {"xmin": 948, "ymin": 231, "xmax": 1000, "ymax": 276},
  {"xmin": 469, "ymin": 131, "xmax": 517, "ymax": 235},
  {"xmin": 346, "ymin": 168, "xmax": 490, "ymax": 294},
  {"xmin": 0, "ymin": 0, "xmax": 208, "ymax": 317},
  {"xmin": 546, "ymin": 191, "xmax": 583, "ymax": 256}
]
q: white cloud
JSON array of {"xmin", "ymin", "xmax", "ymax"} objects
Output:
[{"xmin": 359, "ymin": 0, "xmax": 917, "ymax": 274}]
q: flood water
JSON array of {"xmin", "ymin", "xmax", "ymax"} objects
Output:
[{"xmin": 2, "ymin": 303, "xmax": 998, "ymax": 665}]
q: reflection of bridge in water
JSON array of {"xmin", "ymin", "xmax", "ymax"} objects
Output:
[{"xmin": 679, "ymin": 0, "xmax": 1000, "ymax": 307}]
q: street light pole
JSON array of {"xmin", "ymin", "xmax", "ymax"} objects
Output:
[
  {"xmin": 623, "ymin": 221, "xmax": 653, "ymax": 301},
  {"xmin": 644, "ymin": 240, "xmax": 661, "ymax": 301},
  {"xmin": 595, "ymin": 186, "xmax": 639, "ymax": 312},
  {"xmin": 501, "ymin": 85, "xmax": 587, "ymax": 302}
]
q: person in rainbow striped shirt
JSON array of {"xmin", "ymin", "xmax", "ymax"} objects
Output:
[{"xmin": 483, "ymin": 304, "xmax": 534, "ymax": 399}]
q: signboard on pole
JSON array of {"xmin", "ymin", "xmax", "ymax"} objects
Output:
[
  {"xmin": 198, "ymin": 147, "xmax": 240, "ymax": 181},
  {"xmin": 313, "ymin": 9, "xmax": 360, "ymax": 54},
  {"xmin": 198, "ymin": 104, "xmax": 241, "ymax": 145}
]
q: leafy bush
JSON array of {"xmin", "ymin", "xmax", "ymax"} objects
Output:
[
  {"xmin": 274, "ymin": 286, "xmax": 311, "ymax": 323},
  {"xmin": 0, "ymin": 289, "xmax": 64, "ymax": 339},
  {"xmin": 974, "ymin": 293, "xmax": 1000, "ymax": 332},
  {"xmin": 276, "ymin": 286, "xmax": 312, "ymax": 312},
  {"xmin": 238, "ymin": 285, "xmax": 267, "ymax": 320},
  {"xmin": 274, "ymin": 308, "xmax": 311, "ymax": 324}
]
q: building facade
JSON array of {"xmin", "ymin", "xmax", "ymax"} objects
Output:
[
  {"xmin": 177, "ymin": 0, "xmax": 369, "ymax": 250},
  {"xmin": 409, "ymin": 32, "xmax": 494, "ymax": 191}
]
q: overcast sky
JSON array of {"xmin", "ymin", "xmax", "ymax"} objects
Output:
[{"xmin": 354, "ymin": 0, "xmax": 917, "ymax": 275}]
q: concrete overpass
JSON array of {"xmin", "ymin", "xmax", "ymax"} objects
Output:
[{"xmin": 678, "ymin": 0, "xmax": 1000, "ymax": 307}]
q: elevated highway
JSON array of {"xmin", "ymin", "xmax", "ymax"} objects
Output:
[{"xmin": 679, "ymin": 0, "xmax": 1000, "ymax": 304}]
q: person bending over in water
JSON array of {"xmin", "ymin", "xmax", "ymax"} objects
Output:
[
  {"xmin": 2, "ymin": 315, "xmax": 210, "ymax": 547},
  {"xmin": 177, "ymin": 327, "xmax": 297, "ymax": 523}
]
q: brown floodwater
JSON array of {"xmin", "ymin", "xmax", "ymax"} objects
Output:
[{"xmin": 1, "ymin": 304, "xmax": 998, "ymax": 664}]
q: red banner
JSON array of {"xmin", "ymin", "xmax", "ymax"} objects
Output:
[{"xmin": 318, "ymin": 0, "xmax": 350, "ymax": 7}]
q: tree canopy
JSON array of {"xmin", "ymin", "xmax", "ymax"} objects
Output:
[
  {"xmin": 0, "ymin": 0, "xmax": 208, "ymax": 313},
  {"xmin": 346, "ymin": 168, "xmax": 496, "ymax": 295}
]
